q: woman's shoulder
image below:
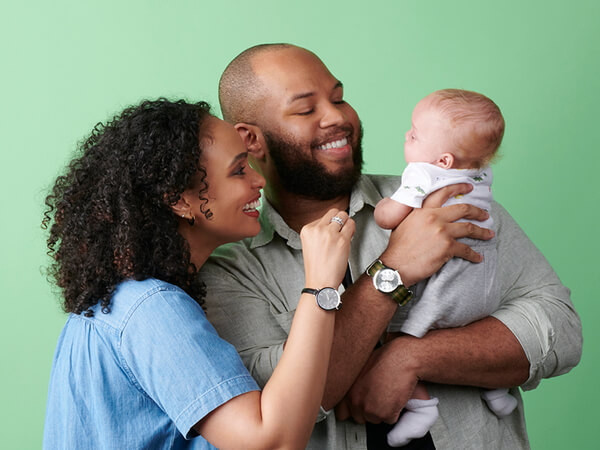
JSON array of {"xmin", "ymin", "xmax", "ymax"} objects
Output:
[
  {"xmin": 113, "ymin": 278, "xmax": 183, "ymax": 301},
  {"xmin": 93, "ymin": 278, "xmax": 196, "ymax": 330}
]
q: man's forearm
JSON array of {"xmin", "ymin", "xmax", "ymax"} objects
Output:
[
  {"xmin": 389, "ymin": 316, "xmax": 529, "ymax": 388},
  {"xmin": 322, "ymin": 275, "xmax": 398, "ymax": 410}
]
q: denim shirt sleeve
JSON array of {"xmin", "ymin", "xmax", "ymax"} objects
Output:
[
  {"xmin": 117, "ymin": 285, "xmax": 259, "ymax": 438},
  {"xmin": 490, "ymin": 201, "xmax": 583, "ymax": 390}
]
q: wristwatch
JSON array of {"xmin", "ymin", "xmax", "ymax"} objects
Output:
[
  {"xmin": 365, "ymin": 259, "xmax": 413, "ymax": 306},
  {"xmin": 301, "ymin": 287, "xmax": 342, "ymax": 311}
]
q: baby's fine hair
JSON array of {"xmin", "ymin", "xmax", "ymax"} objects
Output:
[{"xmin": 429, "ymin": 89, "xmax": 505, "ymax": 167}]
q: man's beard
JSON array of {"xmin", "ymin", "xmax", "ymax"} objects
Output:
[{"xmin": 263, "ymin": 124, "xmax": 364, "ymax": 201}]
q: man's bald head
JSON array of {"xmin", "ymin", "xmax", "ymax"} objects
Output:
[{"xmin": 219, "ymin": 43, "xmax": 308, "ymax": 124}]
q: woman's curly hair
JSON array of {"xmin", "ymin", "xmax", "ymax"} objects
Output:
[{"xmin": 42, "ymin": 98, "xmax": 212, "ymax": 316}]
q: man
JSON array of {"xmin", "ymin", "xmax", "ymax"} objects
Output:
[{"xmin": 201, "ymin": 44, "xmax": 582, "ymax": 449}]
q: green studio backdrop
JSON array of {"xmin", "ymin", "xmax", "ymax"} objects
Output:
[{"xmin": 1, "ymin": 0, "xmax": 598, "ymax": 448}]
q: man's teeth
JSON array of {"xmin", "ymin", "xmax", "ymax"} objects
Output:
[
  {"xmin": 316, "ymin": 137, "xmax": 348, "ymax": 151},
  {"xmin": 243, "ymin": 199, "xmax": 261, "ymax": 211}
]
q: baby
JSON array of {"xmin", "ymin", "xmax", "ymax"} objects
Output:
[{"xmin": 375, "ymin": 89, "xmax": 517, "ymax": 447}]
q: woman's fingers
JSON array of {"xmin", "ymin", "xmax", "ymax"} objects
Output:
[{"xmin": 301, "ymin": 209, "xmax": 354, "ymax": 289}]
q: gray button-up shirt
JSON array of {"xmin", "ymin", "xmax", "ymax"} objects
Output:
[{"xmin": 201, "ymin": 174, "xmax": 582, "ymax": 450}]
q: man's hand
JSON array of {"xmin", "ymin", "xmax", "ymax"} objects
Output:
[
  {"xmin": 335, "ymin": 342, "xmax": 419, "ymax": 424},
  {"xmin": 382, "ymin": 183, "xmax": 494, "ymax": 287}
]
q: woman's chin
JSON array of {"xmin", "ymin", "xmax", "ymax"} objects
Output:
[{"xmin": 229, "ymin": 222, "xmax": 261, "ymax": 242}]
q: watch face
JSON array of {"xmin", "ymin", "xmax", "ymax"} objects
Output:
[
  {"xmin": 374, "ymin": 268, "xmax": 400, "ymax": 293},
  {"xmin": 316, "ymin": 288, "xmax": 341, "ymax": 311}
]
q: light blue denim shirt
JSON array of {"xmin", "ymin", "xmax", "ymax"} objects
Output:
[
  {"xmin": 201, "ymin": 174, "xmax": 582, "ymax": 450},
  {"xmin": 43, "ymin": 278, "xmax": 259, "ymax": 449}
]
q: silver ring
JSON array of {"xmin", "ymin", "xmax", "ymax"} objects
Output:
[{"xmin": 330, "ymin": 216, "xmax": 344, "ymax": 227}]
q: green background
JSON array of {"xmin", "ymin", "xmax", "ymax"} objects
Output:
[{"xmin": 1, "ymin": 0, "xmax": 598, "ymax": 448}]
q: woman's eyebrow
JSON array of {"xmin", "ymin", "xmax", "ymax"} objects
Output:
[{"xmin": 228, "ymin": 151, "xmax": 248, "ymax": 168}]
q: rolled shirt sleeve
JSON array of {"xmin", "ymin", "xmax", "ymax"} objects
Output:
[{"xmin": 491, "ymin": 202, "xmax": 582, "ymax": 390}]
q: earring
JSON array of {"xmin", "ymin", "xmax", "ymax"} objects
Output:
[{"xmin": 187, "ymin": 216, "xmax": 195, "ymax": 226}]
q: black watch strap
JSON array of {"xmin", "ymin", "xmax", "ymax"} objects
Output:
[{"xmin": 301, "ymin": 288, "xmax": 319, "ymax": 295}]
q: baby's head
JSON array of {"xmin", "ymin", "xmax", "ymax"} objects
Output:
[{"xmin": 405, "ymin": 89, "xmax": 505, "ymax": 169}]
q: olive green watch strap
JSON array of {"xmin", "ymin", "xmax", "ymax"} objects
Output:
[{"xmin": 366, "ymin": 259, "xmax": 413, "ymax": 306}]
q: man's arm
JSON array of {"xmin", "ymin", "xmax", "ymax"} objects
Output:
[
  {"xmin": 336, "ymin": 201, "xmax": 582, "ymax": 423},
  {"xmin": 322, "ymin": 184, "xmax": 494, "ymax": 410}
]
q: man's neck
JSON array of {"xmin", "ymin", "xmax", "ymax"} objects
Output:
[{"xmin": 265, "ymin": 185, "xmax": 350, "ymax": 233}]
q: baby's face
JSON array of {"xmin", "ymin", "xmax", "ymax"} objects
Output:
[{"xmin": 404, "ymin": 97, "xmax": 451, "ymax": 164}]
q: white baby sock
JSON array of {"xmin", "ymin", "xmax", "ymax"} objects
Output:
[
  {"xmin": 481, "ymin": 388, "xmax": 518, "ymax": 417},
  {"xmin": 387, "ymin": 397, "xmax": 439, "ymax": 447}
]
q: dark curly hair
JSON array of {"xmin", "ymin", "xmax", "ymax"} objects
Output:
[{"xmin": 42, "ymin": 98, "xmax": 212, "ymax": 316}]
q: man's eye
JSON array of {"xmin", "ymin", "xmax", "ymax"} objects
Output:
[
  {"xmin": 296, "ymin": 109, "xmax": 314, "ymax": 116},
  {"xmin": 333, "ymin": 99, "xmax": 345, "ymax": 105},
  {"xmin": 233, "ymin": 166, "xmax": 246, "ymax": 175}
]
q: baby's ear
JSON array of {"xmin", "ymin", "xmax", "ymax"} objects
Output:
[{"xmin": 436, "ymin": 153, "xmax": 455, "ymax": 169}]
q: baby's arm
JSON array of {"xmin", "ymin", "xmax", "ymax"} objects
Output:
[{"xmin": 374, "ymin": 197, "xmax": 414, "ymax": 230}]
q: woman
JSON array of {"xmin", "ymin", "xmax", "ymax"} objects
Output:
[{"xmin": 42, "ymin": 99, "xmax": 355, "ymax": 449}]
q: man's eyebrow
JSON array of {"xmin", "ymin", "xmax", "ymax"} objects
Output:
[
  {"xmin": 288, "ymin": 81, "xmax": 344, "ymax": 104},
  {"xmin": 288, "ymin": 91, "xmax": 314, "ymax": 104},
  {"xmin": 229, "ymin": 151, "xmax": 248, "ymax": 168}
]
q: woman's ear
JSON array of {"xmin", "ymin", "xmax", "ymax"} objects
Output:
[
  {"xmin": 166, "ymin": 193, "xmax": 192, "ymax": 220},
  {"xmin": 235, "ymin": 123, "xmax": 266, "ymax": 160}
]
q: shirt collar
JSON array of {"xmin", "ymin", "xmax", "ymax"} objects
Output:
[{"xmin": 249, "ymin": 175, "xmax": 381, "ymax": 250}]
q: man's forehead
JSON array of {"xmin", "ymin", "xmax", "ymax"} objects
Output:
[{"xmin": 251, "ymin": 48, "xmax": 337, "ymax": 92}]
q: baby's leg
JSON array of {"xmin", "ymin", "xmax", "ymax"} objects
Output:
[
  {"xmin": 387, "ymin": 382, "xmax": 439, "ymax": 447},
  {"xmin": 481, "ymin": 388, "xmax": 518, "ymax": 417}
]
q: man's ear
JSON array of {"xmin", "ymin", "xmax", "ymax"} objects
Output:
[
  {"xmin": 235, "ymin": 123, "xmax": 266, "ymax": 160},
  {"xmin": 436, "ymin": 152, "xmax": 455, "ymax": 169}
]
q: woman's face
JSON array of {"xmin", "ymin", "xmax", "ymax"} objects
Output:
[{"xmin": 185, "ymin": 116, "xmax": 265, "ymax": 246}]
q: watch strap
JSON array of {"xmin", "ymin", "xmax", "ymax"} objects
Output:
[
  {"xmin": 366, "ymin": 259, "xmax": 385, "ymax": 277},
  {"xmin": 301, "ymin": 288, "xmax": 319, "ymax": 296}
]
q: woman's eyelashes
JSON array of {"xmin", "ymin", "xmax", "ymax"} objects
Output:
[{"xmin": 232, "ymin": 164, "xmax": 247, "ymax": 176}]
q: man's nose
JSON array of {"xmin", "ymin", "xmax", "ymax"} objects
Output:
[{"xmin": 319, "ymin": 103, "xmax": 346, "ymax": 128}]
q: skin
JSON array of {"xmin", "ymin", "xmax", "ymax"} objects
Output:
[
  {"xmin": 375, "ymin": 94, "xmax": 483, "ymax": 230},
  {"xmin": 235, "ymin": 47, "xmax": 361, "ymax": 232},
  {"xmin": 231, "ymin": 46, "xmax": 528, "ymax": 422},
  {"xmin": 175, "ymin": 116, "xmax": 358, "ymax": 449}
]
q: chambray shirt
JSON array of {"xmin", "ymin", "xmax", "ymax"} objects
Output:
[
  {"xmin": 43, "ymin": 278, "xmax": 259, "ymax": 450},
  {"xmin": 201, "ymin": 174, "xmax": 582, "ymax": 450}
]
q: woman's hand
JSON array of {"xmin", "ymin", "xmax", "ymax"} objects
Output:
[{"xmin": 300, "ymin": 209, "xmax": 355, "ymax": 289}]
